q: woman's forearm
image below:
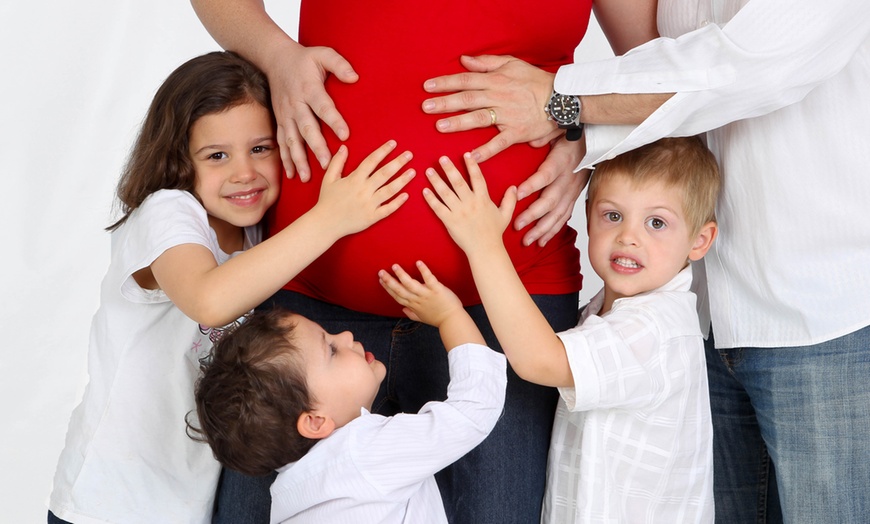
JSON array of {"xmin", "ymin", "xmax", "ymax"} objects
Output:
[{"xmin": 190, "ymin": 0, "xmax": 300, "ymax": 73}]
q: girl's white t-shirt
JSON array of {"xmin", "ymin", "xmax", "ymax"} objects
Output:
[{"xmin": 50, "ymin": 189, "xmax": 258, "ymax": 524}]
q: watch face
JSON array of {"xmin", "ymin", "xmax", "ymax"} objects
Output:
[{"xmin": 548, "ymin": 94, "xmax": 580, "ymax": 125}]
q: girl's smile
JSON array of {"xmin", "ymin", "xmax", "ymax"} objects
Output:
[{"xmin": 189, "ymin": 101, "xmax": 281, "ymax": 252}]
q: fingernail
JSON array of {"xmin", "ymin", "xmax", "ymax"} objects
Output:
[
  {"xmin": 424, "ymin": 80, "xmax": 436, "ymax": 91},
  {"xmin": 516, "ymin": 189, "xmax": 528, "ymax": 200},
  {"xmin": 422, "ymin": 100, "xmax": 435, "ymax": 112},
  {"xmin": 472, "ymin": 151, "xmax": 482, "ymax": 162},
  {"xmin": 436, "ymin": 120, "xmax": 450, "ymax": 131},
  {"xmin": 516, "ymin": 219, "xmax": 526, "ymax": 229}
]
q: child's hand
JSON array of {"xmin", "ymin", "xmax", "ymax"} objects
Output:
[
  {"xmin": 423, "ymin": 153, "xmax": 517, "ymax": 256},
  {"xmin": 315, "ymin": 141, "xmax": 415, "ymax": 237},
  {"xmin": 378, "ymin": 261, "xmax": 463, "ymax": 327},
  {"xmin": 379, "ymin": 261, "xmax": 487, "ymax": 350}
]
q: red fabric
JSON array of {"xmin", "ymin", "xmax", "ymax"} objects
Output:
[{"xmin": 268, "ymin": 0, "xmax": 591, "ymax": 316}]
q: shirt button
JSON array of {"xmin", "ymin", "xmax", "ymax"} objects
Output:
[{"xmin": 699, "ymin": 19, "xmax": 709, "ymax": 27}]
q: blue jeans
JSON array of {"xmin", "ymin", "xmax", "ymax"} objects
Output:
[
  {"xmin": 705, "ymin": 325, "xmax": 870, "ymax": 523},
  {"xmin": 47, "ymin": 511, "xmax": 72, "ymax": 524},
  {"xmin": 213, "ymin": 289, "xmax": 579, "ymax": 524}
]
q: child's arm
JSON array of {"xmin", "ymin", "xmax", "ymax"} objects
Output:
[
  {"xmin": 422, "ymin": 154, "xmax": 574, "ymax": 387},
  {"xmin": 378, "ymin": 260, "xmax": 486, "ymax": 351},
  {"xmin": 151, "ymin": 141, "xmax": 415, "ymax": 327}
]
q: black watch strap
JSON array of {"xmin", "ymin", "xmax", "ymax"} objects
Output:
[{"xmin": 565, "ymin": 125, "xmax": 583, "ymax": 141}]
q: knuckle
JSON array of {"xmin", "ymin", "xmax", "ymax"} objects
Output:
[{"xmin": 459, "ymin": 90, "xmax": 478, "ymax": 105}]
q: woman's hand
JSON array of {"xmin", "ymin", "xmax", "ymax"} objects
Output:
[
  {"xmin": 267, "ymin": 44, "xmax": 359, "ymax": 181},
  {"xmin": 422, "ymin": 55, "xmax": 559, "ymax": 163},
  {"xmin": 313, "ymin": 140, "xmax": 415, "ymax": 237}
]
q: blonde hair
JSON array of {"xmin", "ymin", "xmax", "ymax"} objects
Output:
[{"xmin": 587, "ymin": 136, "xmax": 721, "ymax": 235}]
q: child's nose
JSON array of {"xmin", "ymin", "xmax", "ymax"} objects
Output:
[
  {"xmin": 339, "ymin": 331, "xmax": 356, "ymax": 350},
  {"xmin": 616, "ymin": 223, "xmax": 640, "ymax": 246},
  {"xmin": 231, "ymin": 158, "xmax": 258, "ymax": 183}
]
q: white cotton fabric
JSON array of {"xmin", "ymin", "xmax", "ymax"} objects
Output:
[
  {"xmin": 49, "ymin": 190, "xmax": 258, "ymax": 524},
  {"xmin": 269, "ymin": 344, "xmax": 507, "ymax": 524},
  {"xmin": 557, "ymin": 0, "xmax": 870, "ymax": 348},
  {"xmin": 544, "ymin": 266, "xmax": 714, "ymax": 523}
]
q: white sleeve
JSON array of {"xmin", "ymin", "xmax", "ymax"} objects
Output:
[
  {"xmin": 554, "ymin": 0, "xmax": 870, "ymax": 166},
  {"xmin": 116, "ymin": 190, "xmax": 215, "ymax": 303},
  {"xmin": 352, "ymin": 344, "xmax": 507, "ymax": 492},
  {"xmin": 556, "ymin": 308, "xmax": 670, "ymax": 412}
]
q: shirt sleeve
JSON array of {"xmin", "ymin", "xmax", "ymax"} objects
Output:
[
  {"xmin": 352, "ymin": 344, "xmax": 507, "ymax": 493},
  {"xmin": 557, "ymin": 307, "xmax": 672, "ymax": 412},
  {"xmin": 554, "ymin": 0, "xmax": 870, "ymax": 167},
  {"xmin": 117, "ymin": 190, "xmax": 216, "ymax": 303}
]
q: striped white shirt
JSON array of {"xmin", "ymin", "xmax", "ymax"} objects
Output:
[
  {"xmin": 557, "ymin": 0, "xmax": 870, "ymax": 349},
  {"xmin": 544, "ymin": 266, "xmax": 714, "ymax": 523}
]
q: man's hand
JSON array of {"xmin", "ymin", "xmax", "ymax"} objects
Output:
[{"xmin": 422, "ymin": 55, "xmax": 559, "ymax": 162}]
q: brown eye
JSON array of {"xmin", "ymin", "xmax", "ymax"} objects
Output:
[{"xmin": 647, "ymin": 217, "xmax": 666, "ymax": 230}]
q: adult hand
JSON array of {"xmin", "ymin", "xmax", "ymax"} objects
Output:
[
  {"xmin": 422, "ymin": 55, "xmax": 560, "ymax": 162},
  {"xmin": 267, "ymin": 44, "xmax": 359, "ymax": 181},
  {"xmin": 514, "ymin": 137, "xmax": 589, "ymax": 247}
]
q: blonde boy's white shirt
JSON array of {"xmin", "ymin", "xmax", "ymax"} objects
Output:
[
  {"xmin": 544, "ymin": 266, "xmax": 714, "ymax": 523},
  {"xmin": 556, "ymin": 0, "xmax": 870, "ymax": 348}
]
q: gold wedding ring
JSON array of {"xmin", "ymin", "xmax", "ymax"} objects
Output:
[{"xmin": 488, "ymin": 108, "xmax": 498, "ymax": 126}]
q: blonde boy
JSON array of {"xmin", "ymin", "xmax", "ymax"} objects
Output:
[{"xmin": 380, "ymin": 137, "xmax": 720, "ymax": 523}]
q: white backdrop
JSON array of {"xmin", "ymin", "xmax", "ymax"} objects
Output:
[{"xmin": 0, "ymin": 1, "xmax": 610, "ymax": 520}]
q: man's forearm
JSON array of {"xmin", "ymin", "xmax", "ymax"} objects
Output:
[{"xmin": 581, "ymin": 92, "xmax": 674, "ymax": 126}]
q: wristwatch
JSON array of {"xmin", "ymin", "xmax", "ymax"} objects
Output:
[{"xmin": 546, "ymin": 91, "xmax": 583, "ymax": 141}]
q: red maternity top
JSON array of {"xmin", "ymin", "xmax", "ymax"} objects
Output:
[{"xmin": 269, "ymin": 0, "xmax": 591, "ymax": 316}]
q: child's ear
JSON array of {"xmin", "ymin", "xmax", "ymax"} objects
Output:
[
  {"xmin": 297, "ymin": 411, "xmax": 336, "ymax": 440},
  {"xmin": 688, "ymin": 221, "xmax": 718, "ymax": 261}
]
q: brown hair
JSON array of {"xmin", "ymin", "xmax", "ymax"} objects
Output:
[
  {"xmin": 108, "ymin": 51, "xmax": 273, "ymax": 230},
  {"xmin": 587, "ymin": 136, "xmax": 721, "ymax": 235},
  {"xmin": 190, "ymin": 308, "xmax": 316, "ymax": 476}
]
